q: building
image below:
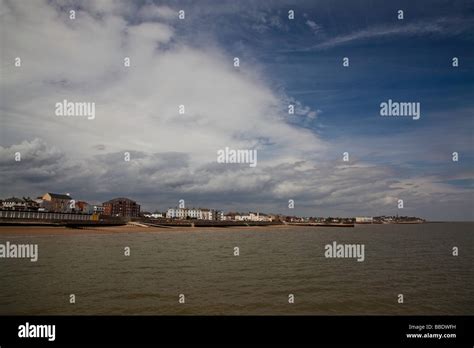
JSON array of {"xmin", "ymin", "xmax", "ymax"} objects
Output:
[
  {"xmin": 23, "ymin": 197, "xmax": 40, "ymax": 211},
  {"xmin": 143, "ymin": 212, "xmax": 163, "ymax": 218},
  {"xmin": 166, "ymin": 207, "xmax": 222, "ymax": 220},
  {"xmin": 355, "ymin": 216, "xmax": 373, "ymax": 224},
  {"xmin": 187, "ymin": 208, "xmax": 201, "ymax": 219},
  {"xmin": 221, "ymin": 211, "xmax": 272, "ymax": 222},
  {"xmin": 200, "ymin": 208, "xmax": 212, "ymax": 220},
  {"xmin": 41, "ymin": 193, "xmax": 72, "ymax": 212},
  {"xmin": 234, "ymin": 213, "xmax": 249, "ymax": 221},
  {"xmin": 103, "ymin": 198, "xmax": 140, "ymax": 217},
  {"xmin": 166, "ymin": 207, "xmax": 204, "ymax": 220},
  {"xmin": 92, "ymin": 205, "xmax": 104, "ymax": 214},
  {"xmin": 215, "ymin": 210, "xmax": 224, "ymax": 221},
  {"xmin": 223, "ymin": 212, "xmax": 237, "ymax": 221},
  {"xmin": 1, "ymin": 197, "xmax": 27, "ymax": 210},
  {"xmin": 75, "ymin": 201, "xmax": 93, "ymax": 214},
  {"xmin": 257, "ymin": 213, "xmax": 272, "ymax": 222},
  {"xmin": 245, "ymin": 212, "xmax": 273, "ymax": 222},
  {"xmin": 201, "ymin": 209, "xmax": 223, "ymax": 221},
  {"xmin": 166, "ymin": 207, "xmax": 187, "ymax": 219},
  {"xmin": 249, "ymin": 212, "xmax": 259, "ymax": 221}
]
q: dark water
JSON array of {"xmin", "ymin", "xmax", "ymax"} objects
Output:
[{"xmin": 0, "ymin": 223, "xmax": 472, "ymax": 315}]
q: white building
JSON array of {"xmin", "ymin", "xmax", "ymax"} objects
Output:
[
  {"xmin": 1, "ymin": 197, "xmax": 27, "ymax": 210},
  {"xmin": 223, "ymin": 213, "xmax": 237, "ymax": 221},
  {"xmin": 200, "ymin": 209, "xmax": 213, "ymax": 220},
  {"xmin": 93, "ymin": 205, "xmax": 105, "ymax": 214},
  {"xmin": 234, "ymin": 213, "xmax": 250, "ymax": 221},
  {"xmin": 223, "ymin": 212, "xmax": 272, "ymax": 222},
  {"xmin": 144, "ymin": 212, "xmax": 164, "ymax": 218},
  {"xmin": 187, "ymin": 208, "xmax": 201, "ymax": 219},
  {"xmin": 166, "ymin": 207, "xmax": 221, "ymax": 220},
  {"xmin": 355, "ymin": 216, "xmax": 373, "ymax": 223},
  {"xmin": 257, "ymin": 213, "xmax": 272, "ymax": 222},
  {"xmin": 249, "ymin": 212, "xmax": 260, "ymax": 221},
  {"xmin": 166, "ymin": 208, "xmax": 187, "ymax": 219}
]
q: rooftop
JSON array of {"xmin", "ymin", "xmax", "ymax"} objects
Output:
[
  {"xmin": 103, "ymin": 197, "xmax": 138, "ymax": 204},
  {"xmin": 46, "ymin": 193, "xmax": 71, "ymax": 200}
]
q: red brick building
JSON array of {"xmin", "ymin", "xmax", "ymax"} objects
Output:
[{"xmin": 102, "ymin": 197, "xmax": 140, "ymax": 217}]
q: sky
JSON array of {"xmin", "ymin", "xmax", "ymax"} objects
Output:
[{"xmin": 0, "ymin": 0, "xmax": 473, "ymax": 220}]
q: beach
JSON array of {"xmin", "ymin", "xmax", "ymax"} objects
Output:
[{"xmin": 0, "ymin": 224, "xmax": 286, "ymax": 235}]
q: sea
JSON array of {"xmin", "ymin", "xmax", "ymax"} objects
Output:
[{"xmin": 0, "ymin": 222, "xmax": 472, "ymax": 315}]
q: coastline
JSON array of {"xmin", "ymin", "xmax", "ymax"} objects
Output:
[
  {"xmin": 0, "ymin": 224, "xmax": 291, "ymax": 236},
  {"xmin": 0, "ymin": 221, "xmax": 456, "ymax": 236}
]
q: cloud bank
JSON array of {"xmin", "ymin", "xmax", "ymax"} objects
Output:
[{"xmin": 1, "ymin": 0, "xmax": 472, "ymax": 220}]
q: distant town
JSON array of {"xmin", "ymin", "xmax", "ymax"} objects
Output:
[{"xmin": 0, "ymin": 193, "xmax": 426, "ymax": 227}]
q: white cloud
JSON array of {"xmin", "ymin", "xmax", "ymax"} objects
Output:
[
  {"xmin": 306, "ymin": 19, "xmax": 321, "ymax": 34},
  {"xmin": 295, "ymin": 17, "xmax": 474, "ymax": 51},
  {"xmin": 0, "ymin": 0, "xmax": 472, "ymax": 220},
  {"xmin": 1, "ymin": 0, "xmax": 323, "ymax": 162},
  {"xmin": 137, "ymin": 4, "xmax": 176, "ymax": 21}
]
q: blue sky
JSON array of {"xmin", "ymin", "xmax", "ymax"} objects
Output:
[
  {"xmin": 184, "ymin": 0, "xmax": 474, "ymax": 133},
  {"xmin": 172, "ymin": 0, "xmax": 474, "ymax": 203},
  {"xmin": 174, "ymin": 0, "xmax": 474, "ymax": 216},
  {"xmin": 1, "ymin": 0, "xmax": 473, "ymax": 219}
]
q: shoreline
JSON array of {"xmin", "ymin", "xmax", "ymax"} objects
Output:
[
  {"xmin": 0, "ymin": 221, "xmax": 464, "ymax": 236},
  {"xmin": 0, "ymin": 224, "xmax": 291, "ymax": 236}
]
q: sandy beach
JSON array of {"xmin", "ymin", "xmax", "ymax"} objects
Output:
[{"xmin": 0, "ymin": 224, "xmax": 285, "ymax": 236}]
